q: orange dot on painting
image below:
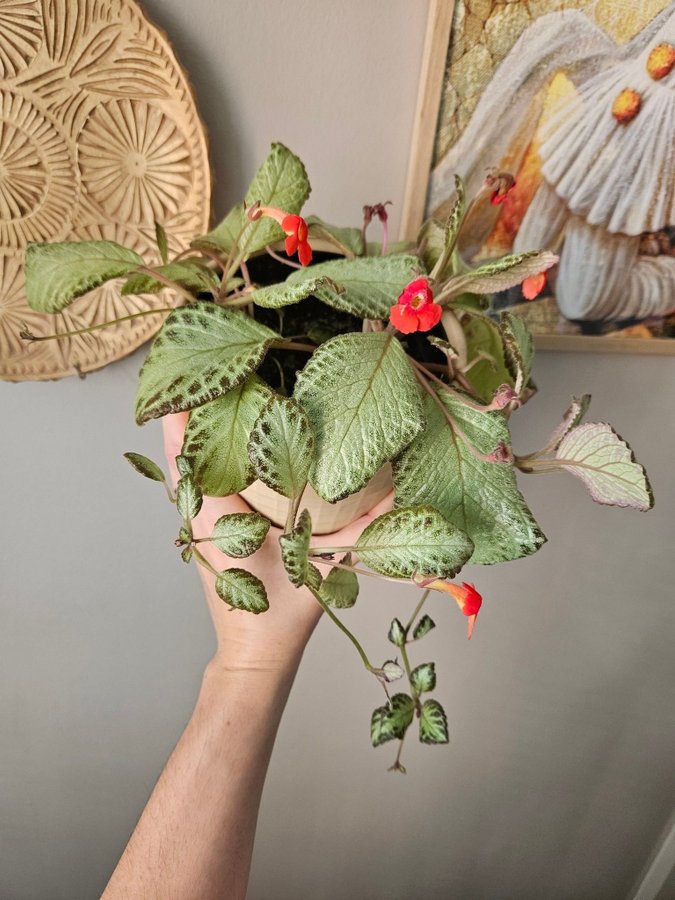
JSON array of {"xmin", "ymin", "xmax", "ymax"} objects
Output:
[
  {"xmin": 611, "ymin": 88, "xmax": 641, "ymax": 124},
  {"xmin": 646, "ymin": 43, "xmax": 675, "ymax": 80}
]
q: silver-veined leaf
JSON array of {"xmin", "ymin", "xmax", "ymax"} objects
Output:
[{"xmin": 248, "ymin": 396, "xmax": 314, "ymax": 499}]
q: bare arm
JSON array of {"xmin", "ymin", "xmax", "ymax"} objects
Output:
[{"xmin": 102, "ymin": 412, "xmax": 391, "ymax": 900}]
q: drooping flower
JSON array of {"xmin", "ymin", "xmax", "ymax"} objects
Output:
[
  {"xmin": 485, "ymin": 168, "xmax": 516, "ymax": 206},
  {"xmin": 389, "ymin": 277, "xmax": 442, "ymax": 334},
  {"xmin": 522, "ymin": 271, "xmax": 547, "ymax": 300},
  {"xmin": 417, "ymin": 578, "xmax": 483, "ymax": 639},
  {"xmin": 247, "ymin": 205, "xmax": 312, "ymax": 266}
]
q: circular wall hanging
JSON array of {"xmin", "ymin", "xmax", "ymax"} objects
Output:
[{"xmin": 0, "ymin": 0, "xmax": 211, "ymax": 381}]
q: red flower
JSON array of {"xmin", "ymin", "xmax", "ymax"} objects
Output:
[
  {"xmin": 281, "ymin": 214, "xmax": 312, "ymax": 266},
  {"xmin": 247, "ymin": 205, "xmax": 312, "ymax": 266},
  {"xmin": 389, "ymin": 278, "xmax": 442, "ymax": 334},
  {"xmin": 522, "ymin": 271, "xmax": 547, "ymax": 300},
  {"xmin": 417, "ymin": 578, "xmax": 483, "ymax": 639}
]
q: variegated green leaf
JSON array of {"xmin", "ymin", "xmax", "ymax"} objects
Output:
[
  {"xmin": 135, "ymin": 305, "xmax": 279, "ymax": 424},
  {"xmin": 123, "ymin": 452, "xmax": 165, "ymax": 483},
  {"xmin": 25, "ymin": 240, "xmax": 144, "ymax": 313},
  {"xmin": 249, "ymin": 276, "xmax": 340, "ymax": 309},
  {"xmin": 446, "ymin": 250, "xmax": 558, "ymax": 296},
  {"xmin": 419, "ymin": 699, "xmax": 449, "ymax": 744},
  {"xmin": 410, "ymin": 662, "xmax": 436, "ymax": 694},
  {"xmin": 122, "ymin": 261, "xmax": 217, "ymax": 296},
  {"xmin": 371, "ymin": 693, "xmax": 415, "ymax": 747},
  {"xmin": 279, "ymin": 509, "xmax": 319, "ymax": 587},
  {"xmin": 176, "ymin": 475, "xmax": 202, "ymax": 520},
  {"xmin": 248, "ymin": 396, "xmax": 314, "ymax": 499},
  {"xmin": 388, "ymin": 618, "xmax": 406, "ymax": 647},
  {"xmin": 294, "ymin": 332, "xmax": 424, "ymax": 502},
  {"xmin": 286, "ymin": 254, "xmax": 422, "ymax": 319},
  {"xmin": 412, "ymin": 615, "xmax": 435, "ymax": 640},
  {"xmin": 306, "ymin": 215, "xmax": 365, "ymax": 256},
  {"xmin": 210, "ymin": 513, "xmax": 270, "ymax": 557},
  {"xmin": 355, "ymin": 507, "xmax": 473, "ymax": 579},
  {"xmin": 215, "ymin": 569, "xmax": 269, "ymax": 613},
  {"xmin": 501, "ymin": 311, "xmax": 535, "ymax": 394},
  {"xmin": 182, "ymin": 378, "xmax": 271, "ymax": 497},
  {"xmin": 393, "ymin": 388, "xmax": 545, "ymax": 564}
]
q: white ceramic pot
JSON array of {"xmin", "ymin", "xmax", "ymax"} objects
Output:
[{"xmin": 240, "ymin": 465, "xmax": 393, "ymax": 534}]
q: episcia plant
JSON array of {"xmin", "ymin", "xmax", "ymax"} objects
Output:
[{"xmin": 21, "ymin": 144, "xmax": 653, "ymax": 771}]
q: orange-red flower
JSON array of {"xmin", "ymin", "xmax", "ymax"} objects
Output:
[
  {"xmin": 419, "ymin": 579, "xmax": 483, "ymax": 639},
  {"xmin": 522, "ymin": 271, "xmax": 547, "ymax": 300},
  {"xmin": 248, "ymin": 205, "xmax": 312, "ymax": 266},
  {"xmin": 389, "ymin": 277, "xmax": 442, "ymax": 334}
]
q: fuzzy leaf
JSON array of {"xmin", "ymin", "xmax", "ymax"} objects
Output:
[
  {"xmin": 555, "ymin": 424, "xmax": 653, "ymax": 510},
  {"xmin": 210, "ymin": 513, "xmax": 270, "ymax": 557},
  {"xmin": 412, "ymin": 615, "xmax": 435, "ymax": 640},
  {"xmin": 25, "ymin": 240, "xmax": 144, "ymax": 313},
  {"xmin": 501, "ymin": 311, "xmax": 535, "ymax": 394},
  {"xmin": 122, "ymin": 261, "xmax": 217, "ymax": 296},
  {"xmin": 279, "ymin": 509, "xmax": 315, "ymax": 587},
  {"xmin": 388, "ymin": 618, "xmax": 406, "ymax": 647},
  {"xmin": 135, "ymin": 305, "xmax": 278, "ymax": 424},
  {"xmin": 370, "ymin": 693, "xmax": 415, "ymax": 747},
  {"xmin": 175, "ymin": 455, "xmax": 194, "ymax": 478},
  {"xmin": 411, "ymin": 662, "xmax": 436, "ymax": 694},
  {"xmin": 419, "ymin": 699, "xmax": 449, "ymax": 744},
  {"xmin": 176, "ymin": 475, "xmax": 202, "ymax": 520},
  {"xmin": 248, "ymin": 396, "xmax": 314, "ymax": 499},
  {"xmin": 393, "ymin": 389, "xmax": 545, "ymax": 564},
  {"xmin": 294, "ymin": 332, "xmax": 424, "ymax": 502},
  {"xmin": 195, "ymin": 144, "xmax": 310, "ymax": 257},
  {"xmin": 319, "ymin": 556, "xmax": 359, "ymax": 608},
  {"xmin": 462, "ymin": 312, "xmax": 515, "ymax": 403},
  {"xmin": 123, "ymin": 452, "xmax": 165, "ymax": 483},
  {"xmin": 355, "ymin": 507, "xmax": 473, "ymax": 579},
  {"xmin": 182, "ymin": 378, "xmax": 271, "ymax": 497},
  {"xmin": 215, "ymin": 569, "xmax": 269, "ymax": 614},
  {"xmin": 249, "ymin": 276, "xmax": 341, "ymax": 309},
  {"xmin": 306, "ymin": 216, "xmax": 365, "ymax": 256},
  {"xmin": 286, "ymin": 254, "xmax": 422, "ymax": 320},
  {"xmin": 448, "ymin": 250, "xmax": 558, "ymax": 296}
]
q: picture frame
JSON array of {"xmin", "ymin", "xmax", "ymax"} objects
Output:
[{"xmin": 402, "ymin": 0, "xmax": 675, "ymax": 354}]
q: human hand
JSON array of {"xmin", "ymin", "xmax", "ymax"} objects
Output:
[{"xmin": 163, "ymin": 412, "xmax": 393, "ymax": 673}]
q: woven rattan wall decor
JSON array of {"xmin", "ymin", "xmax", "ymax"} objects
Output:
[{"xmin": 0, "ymin": 0, "xmax": 211, "ymax": 381}]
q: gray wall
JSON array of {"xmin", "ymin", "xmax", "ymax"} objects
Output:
[{"xmin": 2, "ymin": 2, "xmax": 674, "ymax": 898}]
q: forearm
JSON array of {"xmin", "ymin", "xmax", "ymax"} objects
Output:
[{"xmin": 102, "ymin": 651, "xmax": 303, "ymax": 900}]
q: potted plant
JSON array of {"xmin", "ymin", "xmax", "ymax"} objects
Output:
[{"xmin": 21, "ymin": 143, "xmax": 652, "ymax": 769}]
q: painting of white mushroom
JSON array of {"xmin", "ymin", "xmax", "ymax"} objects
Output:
[{"xmin": 427, "ymin": 0, "xmax": 674, "ymax": 344}]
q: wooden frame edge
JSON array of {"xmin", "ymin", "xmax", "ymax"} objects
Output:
[{"xmin": 399, "ymin": 0, "xmax": 456, "ymax": 242}]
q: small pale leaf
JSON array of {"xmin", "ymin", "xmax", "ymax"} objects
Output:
[
  {"xmin": 25, "ymin": 240, "xmax": 144, "ymax": 313},
  {"xmin": 123, "ymin": 452, "xmax": 165, "ymax": 483},
  {"xmin": 176, "ymin": 475, "xmax": 202, "ymax": 520},
  {"xmin": 248, "ymin": 396, "xmax": 314, "ymax": 499},
  {"xmin": 215, "ymin": 569, "xmax": 269, "ymax": 614},
  {"xmin": 294, "ymin": 332, "xmax": 425, "ymax": 502},
  {"xmin": 419, "ymin": 699, "xmax": 449, "ymax": 744},
  {"xmin": 388, "ymin": 618, "xmax": 406, "ymax": 647},
  {"xmin": 355, "ymin": 507, "xmax": 473, "ymax": 579},
  {"xmin": 175, "ymin": 455, "xmax": 193, "ymax": 478},
  {"xmin": 319, "ymin": 557, "xmax": 359, "ymax": 608},
  {"xmin": 279, "ymin": 509, "xmax": 313, "ymax": 587},
  {"xmin": 501, "ymin": 311, "xmax": 535, "ymax": 394},
  {"xmin": 135, "ymin": 305, "xmax": 278, "ymax": 424},
  {"xmin": 556, "ymin": 423, "xmax": 653, "ymax": 510},
  {"xmin": 210, "ymin": 513, "xmax": 270, "ymax": 557},
  {"xmin": 543, "ymin": 395, "xmax": 592, "ymax": 453}
]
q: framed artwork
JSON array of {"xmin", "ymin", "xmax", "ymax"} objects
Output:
[{"xmin": 402, "ymin": 0, "xmax": 675, "ymax": 353}]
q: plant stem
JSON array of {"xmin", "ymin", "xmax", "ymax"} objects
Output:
[
  {"xmin": 308, "ymin": 586, "xmax": 377, "ymax": 674},
  {"xmin": 404, "ymin": 589, "xmax": 431, "ymax": 634},
  {"xmin": 284, "ymin": 488, "xmax": 305, "ymax": 534},
  {"xmin": 20, "ymin": 306, "xmax": 176, "ymax": 342},
  {"xmin": 270, "ymin": 340, "xmax": 317, "ymax": 353},
  {"xmin": 265, "ymin": 245, "xmax": 303, "ymax": 269},
  {"xmin": 134, "ymin": 266, "xmax": 198, "ymax": 304},
  {"xmin": 309, "ymin": 556, "xmax": 411, "ymax": 587},
  {"xmin": 191, "ymin": 546, "xmax": 220, "ymax": 578}
]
